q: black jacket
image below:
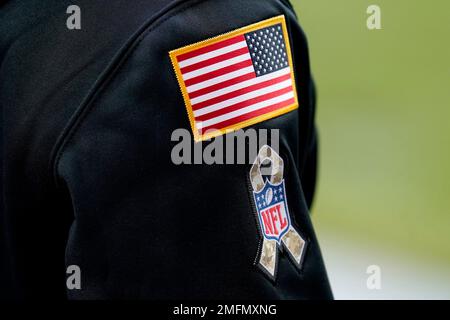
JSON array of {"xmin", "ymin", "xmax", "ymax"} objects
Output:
[{"xmin": 0, "ymin": 0, "xmax": 332, "ymax": 299}]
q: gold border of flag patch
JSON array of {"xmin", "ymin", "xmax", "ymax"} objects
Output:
[{"xmin": 169, "ymin": 15, "xmax": 299, "ymax": 142}]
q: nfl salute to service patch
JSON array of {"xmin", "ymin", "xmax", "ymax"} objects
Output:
[
  {"xmin": 170, "ymin": 16, "xmax": 299, "ymax": 142},
  {"xmin": 250, "ymin": 145, "xmax": 306, "ymax": 279}
]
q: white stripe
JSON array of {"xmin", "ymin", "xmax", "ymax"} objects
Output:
[
  {"xmin": 182, "ymin": 53, "xmax": 251, "ymax": 80},
  {"xmin": 190, "ymin": 68, "xmax": 291, "ymax": 105},
  {"xmin": 196, "ymin": 92, "xmax": 295, "ymax": 129},
  {"xmin": 178, "ymin": 41, "xmax": 247, "ymax": 68},
  {"xmin": 186, "ymin": 66, "xmax": 254, "ymax": 93},
  {"xmin": 193, "ymin": 79, "xmax": 292, "ymax": 117}
]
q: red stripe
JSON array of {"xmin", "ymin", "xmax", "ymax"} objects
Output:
[
  {"xmin": 188, "ymin": 73, "xmax": 256, "ymax": 99},
  {"xmin": 177, "ymin": 35, "xmax": 245, "ymax": 62},
  {"xmin": 184, "ymin": 60, "xmax": 253, "ymax": 87},
  {"xmin": 192, "ymin": 73, "xmax": 292, "ymax": 111},
  {"xmin": 195, "ymin": 86, "xmax": 294, "ymax": 122},
  {"xmin": 180, "ymin": 47, "xmax": 250, "ymax": 74},
  {"xmin": 199, "ymin": 97, "xmax": 296, "ymax": 135}
]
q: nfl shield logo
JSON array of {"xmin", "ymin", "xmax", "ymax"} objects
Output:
[{"xmin": 253, "ymin": 180, "xmax": 291, "ymax": 243}]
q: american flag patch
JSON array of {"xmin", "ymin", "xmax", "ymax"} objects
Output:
[{"xmin": 169, "ymin": 15, "xmax": 299, "ymax": 142}]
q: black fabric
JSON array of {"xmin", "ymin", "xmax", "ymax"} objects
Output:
[{"xmin": 0, "ymin": 0, "xmax": 332, "ymax": 299}]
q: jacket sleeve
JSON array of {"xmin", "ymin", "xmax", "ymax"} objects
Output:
[{"xmin": 53, "ymin": 0, "xmax": 332, "ymax": 299}]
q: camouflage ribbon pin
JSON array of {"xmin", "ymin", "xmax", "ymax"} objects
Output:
[{"xmin": 249, "ymin": 145, "xmax": 306, "ymax": 278}]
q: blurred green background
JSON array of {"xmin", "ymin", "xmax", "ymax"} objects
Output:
[{"xmin": 291, "ymin": 0, "xmax": 450, "ymax": 298}]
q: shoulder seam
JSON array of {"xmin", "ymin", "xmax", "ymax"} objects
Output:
[{"xmin": 49, "ymin": 0, "xmax": 206, "ymax": 188}]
